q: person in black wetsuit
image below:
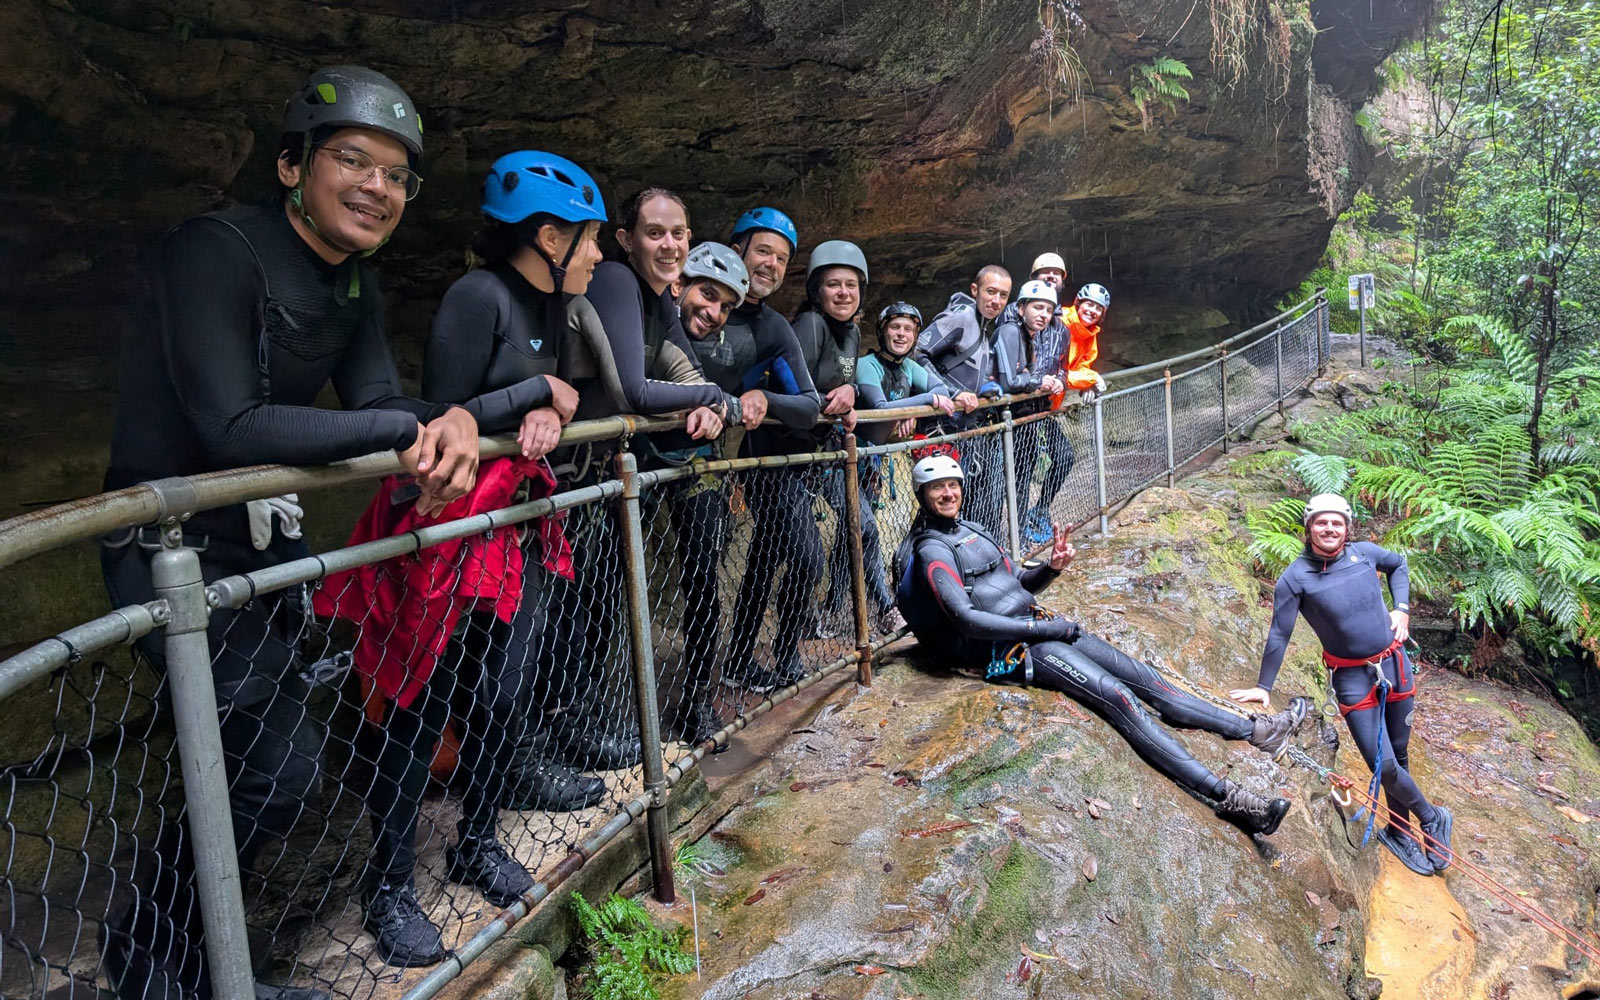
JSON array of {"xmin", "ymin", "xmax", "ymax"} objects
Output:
[
  {"xmin": 897, "ymin": 454, "xmax": 1310, "ymax": 836},
  {"xmin": 995, "ymin": 280, "xmax": 1076, "ymax": 547},
  {"xmin": 587, "ymin": 190, "xmax": 740, "ymax": 747},
  {"xmin": 1231, "ymin": 494, "xmax": 1454, "ymax": 875},
  {"xmin": 353, "ymin": 149, "xmax": 623, "ymax": 968},
  {"xmin": 717, "ymin": 208, "xmax": 827, "ymax": 694},
  {"xmin": 915, "ymin": 266, "xmax": 1013, "ymax": 540},
  {"xmin": 97, "ymin": 66, "xmax": 478, "ymax": 1000},
  {"xmin": 787, "ymin": 240, "xmax": 896, "ymax": 637}
]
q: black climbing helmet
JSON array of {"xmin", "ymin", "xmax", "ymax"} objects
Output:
[{"xmin": 284, "ymin": 65, "xmax": 424, "ymax": 164}]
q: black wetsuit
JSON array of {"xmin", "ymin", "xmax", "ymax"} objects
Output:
[
  {"xmin": 899, "ymin": 513, "xmax": 1254, "ymax": 800},
  {"xmin": 98, "ymin": 202, "xmax": 455, "ymax": 1000},
  {"xmin": 719, "ymin": 301, "xmax": 825, "ymax": 676},
  {"xmin": 1259, "ymin": 542, "xmax": 1436, "ymax": 830}
]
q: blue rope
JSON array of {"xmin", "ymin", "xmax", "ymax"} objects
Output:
[{"xmin": 1348, "ymin": 664, "xmax": 1392, "ymax": 847}]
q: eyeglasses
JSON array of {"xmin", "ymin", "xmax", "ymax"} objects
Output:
[{"xmin": 316, "ymin": 146, "xmax": 424, "ymax": 201}]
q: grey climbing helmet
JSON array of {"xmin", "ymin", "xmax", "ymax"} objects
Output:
[
  {"xmin": 806, "ymin": 239, "xmax": 869, "ymax": 283},
  {"xmin": 682, "ymin": 242, "xmax": 751, "ymax": 301},
  {"xmin": 284, "ymin": 65, "xmax": 424, "ymax": 162}
]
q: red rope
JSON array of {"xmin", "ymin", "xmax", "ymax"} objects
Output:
[{"xmin": 1323, "ymin": 767, "xmax": 1600, "ymax": 966}]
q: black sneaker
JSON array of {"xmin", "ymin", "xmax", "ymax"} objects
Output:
[
  {"xmin": 545, "ymin": 712, "xmax": 643, "ymax": 770},
  {"xmin": 254, "ymin": 984, "xmax": 332, "ymax": 1000},
  {"xmin": 1215, "ymin": 782, "xmax": 1291, "ymax": 836},
  {"xmin": 1375, "ymin": 825, "xmax": 1434, "ymax": 876},
  {"xmin": 447, "ymin": 836, "xmax": 534, "ymax": 908},
  {"xmin": 1419, "ymin": 804, "xmax": 1453, "ymax": 871},
  {"xmin": 666, "ymin": 696, "xmax": 727, "ymax": 752},
  {"xmin": 721, "ymin": 661, "xmax": 781, "ymax": 694},
  {"xmin": 363, "ymin": 881, "xmax": 446, "ymax": 968},
  {"xmin": 500, "ymin": 755, "xmax": 608, "ymax": 811},
  {"xmin": 1248, "ymin": 696, "xmax": 1314, "ymax": 760}
]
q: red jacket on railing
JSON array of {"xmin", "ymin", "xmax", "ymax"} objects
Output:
[{"xmin": 312, "ymin": 456, "xmax": 573, "ymax": 710}]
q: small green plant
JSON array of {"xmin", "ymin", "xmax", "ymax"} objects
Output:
[
  {"xmin": 1130, "ymin": 57, "xmax": 1193, "ymax": 130},
  {"xmin": 570, "ymin": 893, "xmax": 694, "ymax": 1000},
  {"xmin": 1031, "ymin": 0, "xmax": 1088, "ymax": 121}
]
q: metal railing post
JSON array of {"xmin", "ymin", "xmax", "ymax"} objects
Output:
[
  {"xmin": 1315, "ymin": 288, "xmax": 1329, "ymax": 375},
  {"xmin": 1163, "ymin": 369, "xmax": 1175, "ymax": 487},
  {"xmin": 614, "ymin": 452, "xmax": 674, "ymax": 904},
  {"xmin": 1092, "ymin": 396, "xmax": 1110, "ymax": 536},
  {"xmin": 1218, "ymin": 348, "xmax": 1231, "ymax": 453},
  {"xmin": 1275, "ymin": 325, "xmax": 1285, "ymax": 418},
  {"xmin": 148, "ymin": 530, "xmax": 253, "ymax": 1000},
  {"xmin": 1000, "ymin": 407, "xmax": 1022, "ymax": 558},
  {"xmin": 842, "ymin": 433, "xmax": 872, "ymax": 687}
]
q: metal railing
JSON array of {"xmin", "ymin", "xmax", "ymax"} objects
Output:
[{"xmin": 0, "ymin": 291, "xmax": 1328, "ymax": 1000}]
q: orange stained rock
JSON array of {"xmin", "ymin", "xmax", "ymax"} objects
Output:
[{"xmin": 1364, "ymin": 852, "xmax": 1475, "ymax": 1000}]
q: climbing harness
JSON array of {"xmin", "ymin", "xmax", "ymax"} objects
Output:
[{"xmin": 1281, "ymin": 746, "xmax": 1600, "ymax": 966}]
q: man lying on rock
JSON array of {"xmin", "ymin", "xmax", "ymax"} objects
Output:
[{"xmin": 895, "ymin": 454, "xmax": 1308, "ymax": 836}]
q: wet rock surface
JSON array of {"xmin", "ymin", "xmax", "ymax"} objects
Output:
[{"xmin": 638, "ymin": 361, "xmax": 1600, "ymax": 1000}]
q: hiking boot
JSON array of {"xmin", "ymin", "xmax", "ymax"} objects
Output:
[
  {"xmin": 721, "ymin": 654, "xmax": 807, "ymax": 695},
  {"xmin": 665, "ymin": 695, "xmax": 727, "ymax": 752},
  {"xmin": 447, "ymin": 835, "xmax": 533, "ymax": 908},
  {"xmin": 876, "ymin": 607, "xmax": 908, "ymax": 637},
  {"xmin": 500, "ymin": 754, "xmax": 608, "ymax": 811},
  {"xmin": 1419, "ymin": 804, "xmax": 1453, "ymax": 871},
  {"xmin": 1214, "ymin": 781, "xmax": 1291, "ymax": 836},
  {"xmin": 545, "ymin": 712, "xmax": 642, "ymax": 771},
  {"xmin": 363, "ymin": 880, "xmax": 446, "ymax": 968},
  {"xmin": 1375, "ymin": 825, "xmax": 1434, "ymax": 876},
  {"xmin": 1247, "ymin": 696, "xmax": 1314, "ymax": 760}
]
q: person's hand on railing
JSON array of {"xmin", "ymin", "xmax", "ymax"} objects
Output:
[
  {"xmin": 1040, "ymin": 374, "xmax": 1064, "ymax": 396},
  {"xmin": 685, "ymin": 405, "xmax": 724, "ymax": 441},
  {"xmin": 401, "ymin": 407, "xmax": 480, "ymax": 517},
  {"xmin": 953, "ymin": 391, "xmax": 980, "ymax": 413},
  {"xmin": 517, "ymin": 407, "xmax": 563, "ymax": 461},
  {"xmin": 822, "ymin": 384, "xmax": 856, "ymax": 417},
  {"xmin": 840, "ymin": 408, "xmax": 858, "ymax": 432},
  {"xmin": 891, "ymin": 417, "xmax": 916, "ymax": 440},
  {"xmin": 737, "ymin": 389, "xmax": 768, "ymax": 429},
  {"xmin": 543, "ymin": 376, "xmax": 580, "ymax": 424}
]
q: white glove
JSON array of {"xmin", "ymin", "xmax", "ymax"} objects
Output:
[
  {"xmin": 246, "ymin": 493, "xmax": 304, "ymax": 551},
  {"xmin": 1092, "ymin": 372, "xmax": 1107, "ymax": 393}
]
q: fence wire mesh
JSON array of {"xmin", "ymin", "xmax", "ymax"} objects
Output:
[{"xmin": 0, "ymin": 295, "xmax": 1332, "ymax": 1000}]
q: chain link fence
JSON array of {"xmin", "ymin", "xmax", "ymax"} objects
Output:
[{"xmin": 0, "ymin": 292, "xmax": 1329, "ymax": 1000}]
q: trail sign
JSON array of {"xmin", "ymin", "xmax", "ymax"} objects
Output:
[{"xmin": 1347, "ymin": 273, "xmax": 1375, "ymax": 310}]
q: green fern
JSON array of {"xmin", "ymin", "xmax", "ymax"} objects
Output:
[
  {"xmin": 571, "ymin": 893, "xmax": 694, "ymax": 1000},
  {"xmin": 1130, "ymin": 57, "xmax": 1194, "ymax": 130}
]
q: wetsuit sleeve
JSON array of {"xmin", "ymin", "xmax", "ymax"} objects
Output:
[
  {"xmin": 1364, "ymin": 542, "xmax": 1411, "ymax": 612},
  {"xmin": 993, "ymin": 323, "xmax": 1043, "ymax": 394},
  {"xmin": 918, "ymin": 537, "xmax": 1070, "ymax": 643},
  {"xmin": 916, "ymin": 311, "xmax": 965, "ymax": 363},
  {"xmin": 422, "ymin": 275, "xmax": 553, "ymax": 432},
  {"xmin": 159, "ymin": 220, "xmax": 421, "ymax": 467},
  {"xmin": 584, "ymin": 268, "xmax": 726, "ymax": 414},
  {"xmin": 1256, "ymin": 572, "xmax": 1302, "ymax": 691},
  {"xmin": 756, "ymin": 315, "xmax": 822, "ymax": 429},
  {"xmin": 567, "ymin": 296, "xmax": 634, "ymax": 415}
]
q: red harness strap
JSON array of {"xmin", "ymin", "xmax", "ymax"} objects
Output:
[{"xmin": 1323, "ymin": 637, "xmax": 1414, "ymax": 716}]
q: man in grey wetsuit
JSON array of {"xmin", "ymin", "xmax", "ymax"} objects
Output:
[{"xmin": 1232, "ymin": 493, "xmax": 1454, "ymax": 875}]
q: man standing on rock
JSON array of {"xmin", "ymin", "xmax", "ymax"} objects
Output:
[
  {"xmin": 99, "ymin": 66, "xmax": 479, "ymax": 1000},
  {"xmin": 1231, "ymin": 494, "xmax": 1454, "ymax": 875},
  {"xmin": 896, "ymin": 454, "xmax": 1310, "ymax": 836}
]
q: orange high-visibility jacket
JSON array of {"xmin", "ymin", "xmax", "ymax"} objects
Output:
[{"xmin": 1049, "ymin": 305, "xmax": 1102, "ymax": 407}]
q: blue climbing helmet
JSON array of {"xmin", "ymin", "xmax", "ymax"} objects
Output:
[
  {"xmin": 730, "ymin": 206, "xmax": 799, "ymax": 253},
  {"xmin": 482, "ymin": 150, "xmax": 607, "ymax": 225}
]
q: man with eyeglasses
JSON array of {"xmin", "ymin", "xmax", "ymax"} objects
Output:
[{"xmin": 98, "ymin": 66, "xmax": 478, "ymax": 1000}]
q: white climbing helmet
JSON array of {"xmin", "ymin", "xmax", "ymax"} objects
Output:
[
  {"xmin": 912, "ymin": 454, "xmax": 965, "ymax": 490},
  {"xmin": 1030, "ymin": 251, "xmax": 1067, "ymax": 275},
  {"xmin": 682, "ymin": 242, "xmax": 751, "ymax": 301},
  {"xmin": 1017, "ymin": 279, "xmax": 1058, "ymax": 307},
  {"xmin": 1302, "ymin": 493, "xmax": 1354, "ymax": 526}
]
